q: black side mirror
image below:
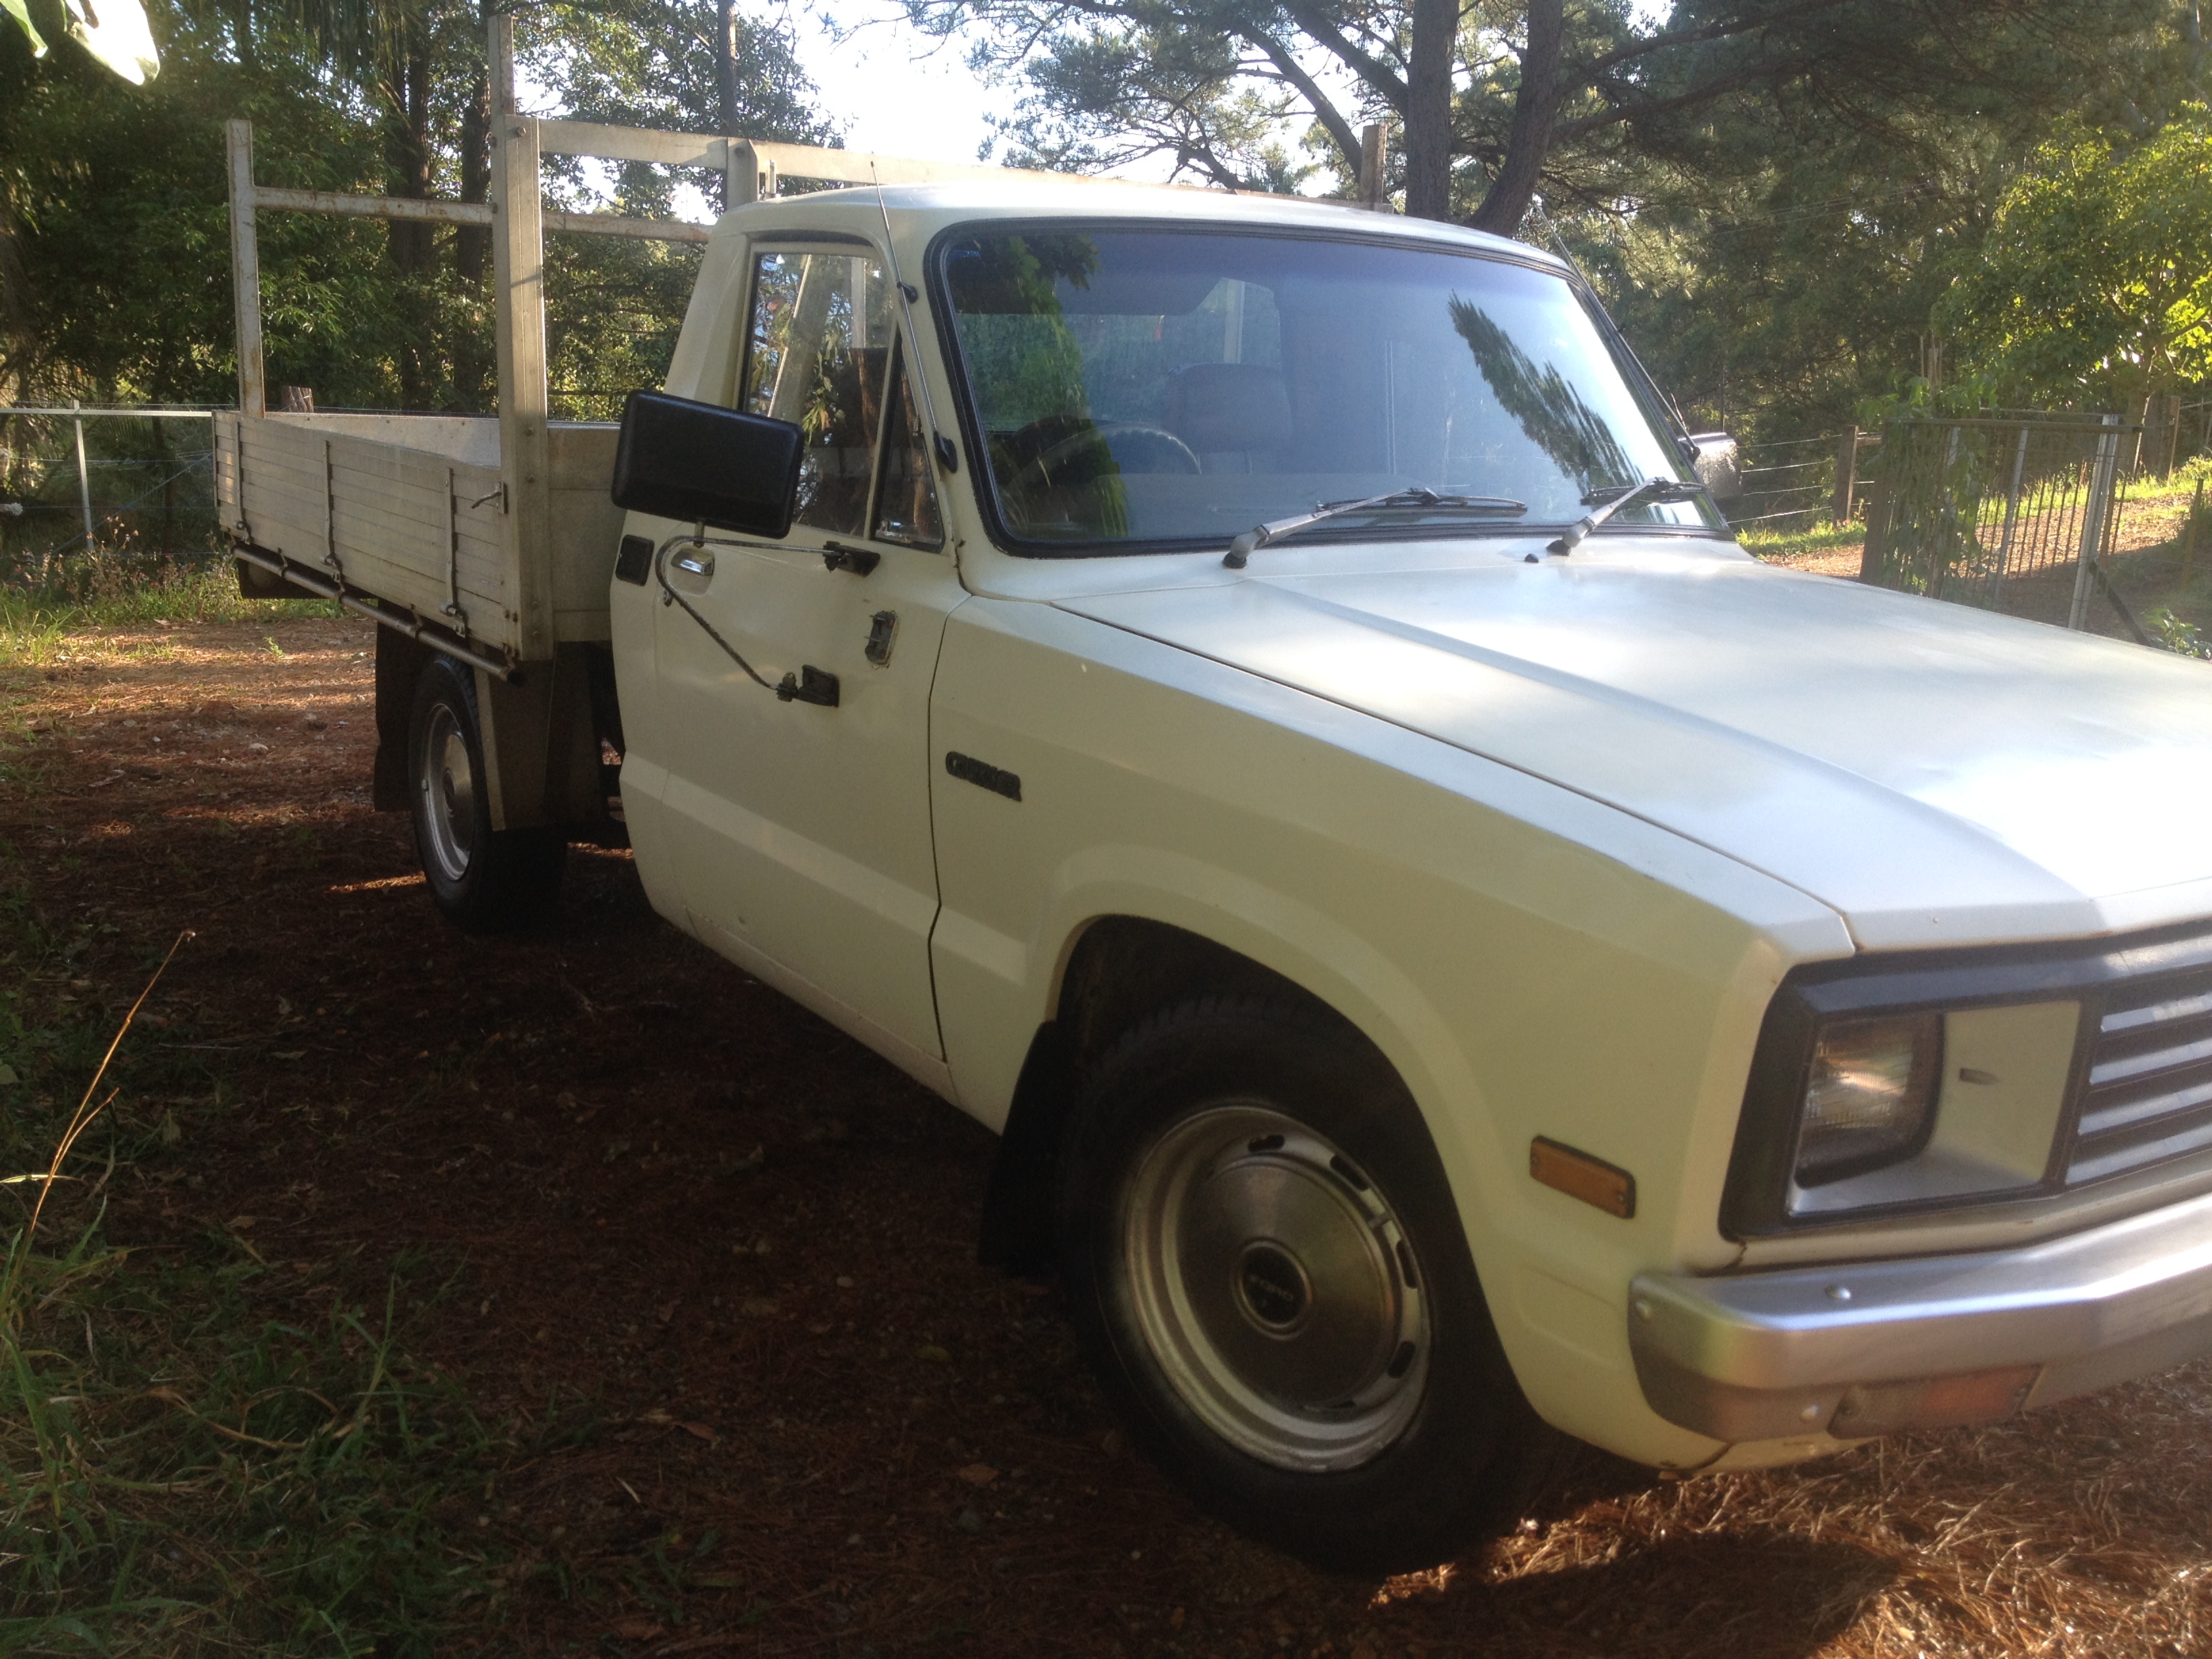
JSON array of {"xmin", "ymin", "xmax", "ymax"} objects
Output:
[
  {"xmin": 1687, "ymin": 431, "xmax": 1743, "ymax": 502},
  {"xmin": 611, "ymin": 389, "xmax": 805, "ymax": 538}
]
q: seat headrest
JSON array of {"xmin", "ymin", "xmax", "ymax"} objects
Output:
[{"xmin": 1165, "ymin": 364, "xmax": 1294, "ymax": 454}]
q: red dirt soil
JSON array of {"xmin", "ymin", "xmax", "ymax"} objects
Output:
[{"xmin": 7, "ymin": 616, "xmax": 2212, "ymax": 1657}]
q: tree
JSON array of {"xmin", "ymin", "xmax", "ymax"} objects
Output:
[
  {"xmin": 1938, "ymin": 106, "xmax": 2212, "ymax": 409},
  {"xmin": 919, "ymin": 0, "xmax": 2148, "ymax": 235},
  {"xmin": 0, "ymin": 0, "xmax": 832, "ymax": 416},
  {"xmin": 1539, "ymin": 0, "xmax": 2196, "ymax": 445}
]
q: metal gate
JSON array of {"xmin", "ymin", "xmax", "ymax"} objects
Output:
[{"xmin": 1860, "ymin": 414, "xmax": 2140, "ymax": 634}]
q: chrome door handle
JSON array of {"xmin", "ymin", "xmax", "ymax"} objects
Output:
[{"xmin": 672, "ymin": 550, "xmax": 715, "ymax": 580}]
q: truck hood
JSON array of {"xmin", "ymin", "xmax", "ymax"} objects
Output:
[{"xmin": 1057, "ymin": 546, "xmax": 2212, "ymax": 949}]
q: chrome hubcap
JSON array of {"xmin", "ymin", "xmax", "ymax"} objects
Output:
[
  {"xmin": 1120, "ymin": 1104, "xmax": 1429, "ymax": 1473},
  {"xmin": 417, "ymin": 704, "xmax": 476, "ymax": 883}
]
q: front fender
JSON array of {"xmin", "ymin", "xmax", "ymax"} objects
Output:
[{"xmin": 928, "ymin": 595, "xmax": 1849, "ymax": 1467}]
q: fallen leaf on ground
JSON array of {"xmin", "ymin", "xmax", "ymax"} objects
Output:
[{"xmin": 958, "ymin": 1463, "xmax": 998, "ymax": 1486}]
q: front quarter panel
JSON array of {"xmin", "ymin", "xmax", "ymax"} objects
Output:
[{"xmin": 928, "ymin": 595, "xmax": 1854, "ymax": 1467}]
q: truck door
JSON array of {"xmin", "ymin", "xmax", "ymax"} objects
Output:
[{"xmin": 652, "ymin": 244, "xmax": 962, "ymax": 1071}]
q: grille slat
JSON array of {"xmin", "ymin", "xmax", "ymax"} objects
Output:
[
  {"xmin": 2104, "ymin": 986, "xmax": 2212, "ymax": 1034},
  {"xmin": 2068, "ymin": 962, "xmax": 2212, "ymax": 1185}
]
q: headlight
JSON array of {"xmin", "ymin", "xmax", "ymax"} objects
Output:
[
  {"xmin": 1795, "ymin": 1012, "xmax": 1942, "ymax": 1184},
  {"xmin": 1725, "ymin": 961, "xmax": 2083, "ymax": 1236}
]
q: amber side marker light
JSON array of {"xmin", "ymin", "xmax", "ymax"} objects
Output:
[{"xmin": 1530, "ymin": 1136, "xmax": 1635, "ymax": 1218}]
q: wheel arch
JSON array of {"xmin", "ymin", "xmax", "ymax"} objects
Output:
[{"xmin": 977, "ymin": 903, "xmax": 1481, "ymax": 1275}]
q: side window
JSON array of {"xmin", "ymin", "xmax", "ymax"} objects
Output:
[
  {"xmin": 742, "ymin": 251, "xmax": 893, "ymax": 535},
  {"xmin": 872, "ymin": 344, "xmax": 943, "ymax": 549}
]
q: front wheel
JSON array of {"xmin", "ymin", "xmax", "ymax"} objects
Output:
[
  {"xmin": 407, "ymin": 656, "xmax": 566, "ymax": 932},
  {"xmin": 1059, "ymin": 996, "xmax": 1557, "ymax": 1570}
]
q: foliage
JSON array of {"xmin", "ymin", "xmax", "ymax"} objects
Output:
[
  {"xmin": 0, "ymin": 2, "xmax": 396, "ymax": 406},
  {"xmin": 2143, "ymin": 604, "xmax": 2212, "ymax": 657},
  {"xmin": 1559, "ymin": 1, "xmax": 2195, "ymax": 445},
  {"xmin": 0, "ymin": 0, "xmax": 834, "ymax": 419},
  {"xmin": 1938, "ymin": 105, "xmax": 2212, "ymax": 409},
  {"xmin": 914, "ymin": 0, "xmax": 2145, "ymax": 230},
  {"xmin": 0, "ymin": 880, "xmax": 509, "ymax": 1652}
]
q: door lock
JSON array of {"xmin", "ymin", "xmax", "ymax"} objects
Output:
[
  {"xmin": 775, "ymin": 664, "xmax": 840, "ymax": 706},
  {"xmin": 864, "ymin": 610, "xmax": 899, "ymax": 666},
  {"xmin": 822, "ymin": 541, "xmax": 882, "ymax": 577}
]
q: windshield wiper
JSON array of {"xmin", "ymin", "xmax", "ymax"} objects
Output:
[
  {"xmin": 1222, "ymin": 489, "xmax": 1527, "ymax": 569},
  {"xmin": 1547, "ymin": 476, "xmax": 1703, "ymax": 556}
]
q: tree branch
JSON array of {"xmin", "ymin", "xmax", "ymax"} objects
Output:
[
  {"xmin": 1467, "ymin": 0, "xmax": 1564, "ymax": 233},
  {"xmin": 1568, "ymin": 0, "xmax": 1855, "ymax": 79},
  {"xmin": 1552, "ymin": 57, "xmax": 1812, "ymax": 142},
  {"xmin": 1248, "ymin": 29, "xmax": 1365, "ymax": 177},
  {"xmin": 1275, "ymin": 0, "xmax": 1409, "ymax": 110}
]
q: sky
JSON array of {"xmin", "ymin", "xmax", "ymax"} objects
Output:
[{"xmin": 788, "ymin": 2, "xmax": 1008, "ymax": 169}]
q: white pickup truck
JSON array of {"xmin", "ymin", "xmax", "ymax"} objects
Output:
[{"xmin": 217, "ymin": 115, "xmax": 2212, "ymax": 1571}]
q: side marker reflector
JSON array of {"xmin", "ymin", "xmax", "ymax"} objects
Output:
[{"xmin": 1530, "ymin": 1136, "xmax": 1635, "ymax": 1219}]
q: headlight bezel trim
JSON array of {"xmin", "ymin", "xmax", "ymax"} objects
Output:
[{"xmin": 1719, "ymin": 931, "xmax": 2158, "ymax": 1239}]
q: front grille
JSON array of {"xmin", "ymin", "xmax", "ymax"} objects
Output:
[{"xmin": 2069, "ymin": 966, "xmax": 2212, "ymax": 1185}]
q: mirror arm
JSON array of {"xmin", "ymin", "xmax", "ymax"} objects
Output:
[{"xmin": 653, "ymin": 535, "xmax": 817, "ymax": 703}]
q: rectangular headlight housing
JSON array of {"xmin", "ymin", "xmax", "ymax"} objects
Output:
[
  {"xmin": 1795, "ymin": 1012, "xmax": 1942, "ymax": 1184},
  {"xmin": 1723, "ymin": 948, "xmax": 2095, "ymax": 1237}
]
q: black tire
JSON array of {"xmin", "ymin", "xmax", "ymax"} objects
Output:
[
  {"xmin": 1058, "ymin": 995, "xmax": 1559, "ymax": 1571},
  {"xmin": 407, "ymin": 655, "xmax": 567, "ymax": 933}
]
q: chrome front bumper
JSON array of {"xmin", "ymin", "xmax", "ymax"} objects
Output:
[{"xmin": 1631, "ymin": 1187, "xmax": 2212, "ymax": 1443}]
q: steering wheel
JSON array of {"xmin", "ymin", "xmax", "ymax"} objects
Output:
[{"xmin": 1004, "ymin": 419, "xmax": 1200, "ymax": 493}]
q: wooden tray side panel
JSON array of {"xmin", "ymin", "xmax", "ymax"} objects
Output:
[{"xmin": 230, "ymin": 415, "xmax": 525, "ymax": 656}]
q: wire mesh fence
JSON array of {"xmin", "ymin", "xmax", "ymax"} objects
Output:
[
  {"xmin": 1858, "ymin": 414, "xmax": 2146, "ymax": 630},
  {"xmin": 1, "ymin": 407, "xmax": 225, "ymax": 589},
  {"xmin": 1723, "ymin": 430, "xmax": 1845, "ymax": 529}
]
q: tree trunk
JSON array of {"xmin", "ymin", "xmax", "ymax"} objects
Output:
[
  {"xmin": 457, "ymin": 60, "xmax": 491, "ymax": 287},
  {"xmin": 1401, "ymin": 0, "xmax": 1458, "ymax": 220},
  {"xmin": 453, "ymin": 50, "xmax": 493, "ymax": 409},
  {"xmin": 1468, "ymin": 0, "xmax": 1564, "ymax": 237},
  {"xmin": 386, "ymin": 27, "xmax": 436, "ymax": 408}
]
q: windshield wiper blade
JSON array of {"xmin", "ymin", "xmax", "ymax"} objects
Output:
[
  {"xmin": 1222, "ymin": 489, "xmax": 1527, "ymax": 569},
  {"xmin": 1581, "ymin": 478, "xmax": 1705, "ymax": 506},
  {"xmin": 1547, "ymin": 476, "xmax": 1700, "ymax": 556}
]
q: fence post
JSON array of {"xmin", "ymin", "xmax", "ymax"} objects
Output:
[
  {"xmin": 1857, "ymin": 430, "xmax": 1893, "ymax": 583},
  {"xmin": 72, "ymin": 399, "xmax": 94, "ymax": 550},
  {"xmin": 2068, "ymin": 412, "xmax": 2123, "ymax": 631},
  {"xmin": 1832, "ymin": 426, "xmax": 1859, "ymax": 522},
  {"xmin": 1358, "ymin": 125, "xmax": 1389, "ymax": 209}
]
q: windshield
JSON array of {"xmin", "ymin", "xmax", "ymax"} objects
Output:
[{"xmin": 938, "ymin": 225, "xmax": 1721, "ymax": 555}]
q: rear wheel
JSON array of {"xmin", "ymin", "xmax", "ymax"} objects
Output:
[
  {"xmin": 1059, "ymin": 996, "xmax": 1556, "ymax": 1570},
  {"xmin": 407, "ymin": 656, "xmax": 565, "ymax": 932}
]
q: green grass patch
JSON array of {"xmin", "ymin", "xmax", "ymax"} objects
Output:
[
  {"xmin": 1736, "ymin": 516, "xmax": 1863, "ymax": 560},
  {"xmin": 1, "ymin": 554, "xmax": 337, "ymax": 668},
  {"xmin": 0, "ymin": 873, "xmax": 516, "ymax": 1654}
]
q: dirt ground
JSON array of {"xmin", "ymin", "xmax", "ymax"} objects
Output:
[{"xmin": 7, "ymin": 615, "xmax": 2212, "ymax": 1658}]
